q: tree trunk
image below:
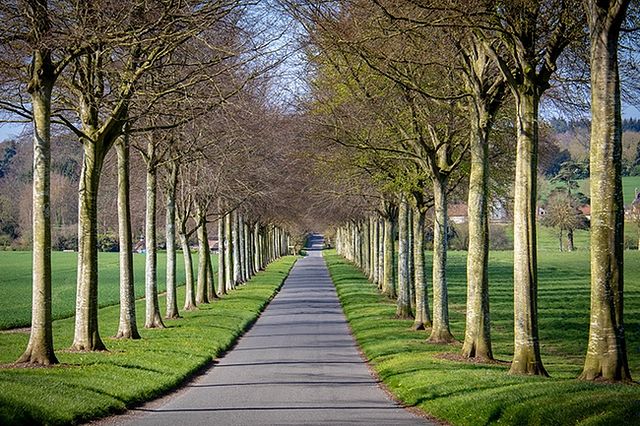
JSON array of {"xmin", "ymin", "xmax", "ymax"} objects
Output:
[
  {"xmin": 559, "ymin": 229, "xmax": 564, "ymax": 252},
  {"xmin": 412, "ymin": 208, "xmax": 431, "ymax": 330},
  {"xmin": 206, "ymin": 240, "xmax": 217, "ymax": 299},
  {"xmin": 143, "ymin": 151, "xmax": 164, "ymax": 329},
  {"xmin": 382, "ymin": 216, "xmax": 396, "ymax": 298},
  {"xmin": 225, "ymin": 210, "xmax": 234, "ymax": 291},
  {"xmin": 378, "ymin": 218, "xmax": 384, "ymax": 289},
  {"xmin": 407, "ymin": 207, "xmax": 414, "ymax": 310},
  {"xmin": 114, "ymin": 137, "xmax": 140, "ymax": 339},
  {"xmin": 71, "ymin": 140, "xmax": 107, "ymax": 351},
  {"xmin": 580, "ymin": 0, "xmax": 631, "ymax": 382},
  {"xmin": 567, "ymin": 228, "xmax": 575, "ymax": 252},
  {"xmin": 396, "ymin": 197, "xmax": 413, "ymax": 319},
  {"xmin": 18, "ymin": 47, "xmax": 58, "ymax": 363},
  {"xmin": 509, "ymin": 86, "xmax": 546, "ymax": 375},
  {"xmin": 196, "ymin": 209, "xmax": 209, "ymax": 305},
  {"xmin": 180, "ymin": 230, "xmax": 196, "ymax": 310},
  {"xmin": 428, "ymin": 175, "xmax": 455, "ymax": 343},
  {"xmin": 165, "ymin": 161, "xmax": 180, "ymax": 319},
  {"xmin": 253, "ymin": 222, "xmax": 261, "ymax": 273},
  {"xmin": 462, "ymin": 108, "xmax": 492, "ymax": 359},
  {"xmin": 217, "ymin": 211, "xmax": 227, "ymax": 296},
  {"xmin": 233, "ymin": 210, "xmax": 242, "ymax": 285}
]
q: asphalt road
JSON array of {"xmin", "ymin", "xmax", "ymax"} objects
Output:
[{"xmin": 113, "ymin": 234, "xmax": 428, "ymax": 425}]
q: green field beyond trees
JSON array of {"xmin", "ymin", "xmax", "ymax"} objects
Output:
[
  {"xmin": 578, "ymin": 176, "xmax": 640, "ymax": 205},
  {"xmin": 324, "ymin": 250, "xmax": 640, "ymax": 425},
  {"xmin": 0, "ymin": 251, "xmax": 196, "ymax": 330},
  {"xmin": 0, "ymin": 256, "xmax": 296, "ymax": 425}
]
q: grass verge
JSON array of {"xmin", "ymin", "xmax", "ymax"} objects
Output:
[
  {"xmin": 324, "ymin": 250, "xmax": 640, "ymax": 425},
  {"xmin": 0, "ymin": 255, "xmax": 296, "ymax": 425}
]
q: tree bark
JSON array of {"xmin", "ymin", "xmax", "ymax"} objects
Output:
[
  {"xmin": 217, "ymin": 210, "xmax": 227, "ymax": 296},
  {"xmin": 462, "ymin": 105, "xmax": 492, "ymax": 359},
  {"xmin": 71, "ymin": 140, "xmax": 107, "ymax": 351},
  {"xmin": 114, "ymin": 137, "xmax": 140, "ymax": 339},
  {"xmin": 206, "ymin": 240, "xmax": 217, "ymax": 299},
  {"xmin": 18, "ymin": 40, "xmax": 58, "ymax": 363},
  {"xmin": 567, "ymin": 228, "xmax": 575, "ymax": 252},
  {"xmin": 412, "ymin": 208, "xmax": 431, "ymax": 330},
  {"xmin": 509, "ymin": 86, "xmax": 546, "ymax": 375},
  {"xmin": 165, "ymin": 161, "xmax": 180, "ymax": 319},
  {"xmin": 180, "ymin": 230, "xmax": 196, "ymax": 310},
  {"xmin": 396, "ymin": 197, "xmax": 413, "ymax": 319},
  {"xmin": 233, "ymin": 210, "xmax": 241, "ymax": 285},
  {"xmin": 225, "ymin": 210, "xmax": 234, "ymax": 291},
  {"xmin": 580, "ymin": 0, "xmax": 631, "ymax": 382},
  {"xmin": 382, "ymin": 215, "xmax": 396, "ymax": 298},
  {"xmin": 196, "ymin": 208, "xmax": 210, "ymax": 305},
  {"xmin": 143, "ymin": 147, "xmax": 164, "ymax": 329},
  {"xmin": 428, "ymin": 175, "xmax": 455, "ymax": 343}
]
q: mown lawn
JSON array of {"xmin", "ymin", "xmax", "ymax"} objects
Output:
[
  {"xmin": 324, "ymin": 249, "xmax": 640, "ymax": 425},
  {"xmin": 578, "ymin": 175, "xmax": 640, "ymax": 205},
  {"xmin": 0, "ymin": 251, "xmax": 200, "ymax": 330},
  {"xmin": 0, "ymin": 255, "xmax": 296, "ymax": 425}
]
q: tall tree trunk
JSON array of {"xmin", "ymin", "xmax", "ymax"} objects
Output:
[
  {"xmin": 462, "ymin": 107, "xmax": 492, "ymax": 359},
  {"xmin": 412, "ymin": 208, "xmax": 431, "ymax": 330},
  {"xmin": 378, "ymin": 218, "xmax": 384, "ymax": 289},
  {"xmin": 237, "ymin": 212, "xmax": 245, "ymax": 284},
  {"xmin": 18, "ymin": 43, "xmax": 58, "ymax": 363},
  {"xmin": 206, "ymin": 238, "xmax": 217, "ymax": 300},
  {"xmin": 165, "ymin": 161, "xmax": 180, "ymax": 319},
  {"xmin": 428, "ymin": 175, "xmax": 455, "ymax": 343},
  {"xmin": 382, "ymin": 216, "xmax": 396, "ymax": 298},
  {"xmin": 509, "ymin": 86, "xmax": 546, "ymax": 375},
  {"xmin": 72, "ymin": 141, "xmax": 107, "ymax": 351},
  {"xmin": 233, "ymin": 210, "xmax": 241, "ymax": 285},
  {"xmin": 225, "ymin": 210, "xmax": 234, "ymax": 291},
  {"xmin": 217, "ymin": 210, "xmax": 227, "ymax": 296},
  {"xmin": 253, "ymin": 222, "xmax": 261, "ymax": 273},
  {"xmin": 196, "ymin": 208, "xmax": 209, "ymax": 305},
  {"xmin": 244, "ymin": 221, "xmax": 251, "ymax": 280},
  {"xmin": 144, "ymin": 151, "xmax": 164, "ymax": 329},
  {"xmin": 396, "ymin": 197, "xmax": 413, "ymax": 319},
  {"xmin": 407, "ymin": 207, "xmax": 414, "ymax": 310},
  {"xmin": 114, "ymin": 137, "xmax": 140, "ymax": 339},
  {"xmin": 580, "ymin": 0, "xmax": 631, "ymax": 382},
  {"xmin": 180, "ymin": 229, "xmax": 196, "ymax": 310}
]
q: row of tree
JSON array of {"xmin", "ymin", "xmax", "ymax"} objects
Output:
[
  {"xmin": 0, "ymin": 0, "xmax": 303, "ymax": 366},
  {"xmin": 292, "ymin": 0, "xmax": 637, "ymax": 382}
]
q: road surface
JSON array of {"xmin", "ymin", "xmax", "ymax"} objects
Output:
[{"xmin": 113, "ymin": 234, "xmax": 428, "ymax": 425}]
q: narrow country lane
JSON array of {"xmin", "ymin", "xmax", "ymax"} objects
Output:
[{"xmin": 110, "ymin": 235, "xmax": 429, "ymax": 425}]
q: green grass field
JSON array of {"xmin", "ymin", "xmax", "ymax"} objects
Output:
[
  {"xmin": 0, "ymin": 251, "xmax": 201, "ymax": 330},
  {"xmin": 325, "ymin": 249, "xmax": 640, "ymax": 425},
  {"xmin": 0, "ymin": 255, "xmax": 296, "ymax": 425},
  {"xmin": 578, "ymin": 175, "xmax": 640, "ymax": 204}
]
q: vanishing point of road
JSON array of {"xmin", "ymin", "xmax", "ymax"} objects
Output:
[{"xmin": 111, "ymin": 235, "xmax": 430, "ymax": 425}]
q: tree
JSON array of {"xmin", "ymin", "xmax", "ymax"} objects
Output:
[
  {"xmin": 2, "ymin": 0, "xmax": 71, "ymax": 365},
  {"xmin": 540, "ymin": 189, "xmax": 589, "ymax": 251},
  {"xmin": 396, "ymin": 196, "xmax": 413, "ymax": 319},
  {"xmin": 480, "ymin": 0, "xmax": 584, "ymax": 375},
  {"xmin": 114, "ymin": 133, "xmax": 140, "ymax": 339},
  {"xmin": 580, "ymin": 0, "xmax": 632, "ymax": 382}
]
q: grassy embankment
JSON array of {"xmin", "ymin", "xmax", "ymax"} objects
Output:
[
  {"xmin": 324, "ymin": 248, "xmax": 640, "ymax": 425},
  {"xmin": 0, "ymin": 251, "xmax": 194, "ymax": 330},
  {"xmin": 0, "ymin": 255, "xmax": 297, "ymax": 425}
]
